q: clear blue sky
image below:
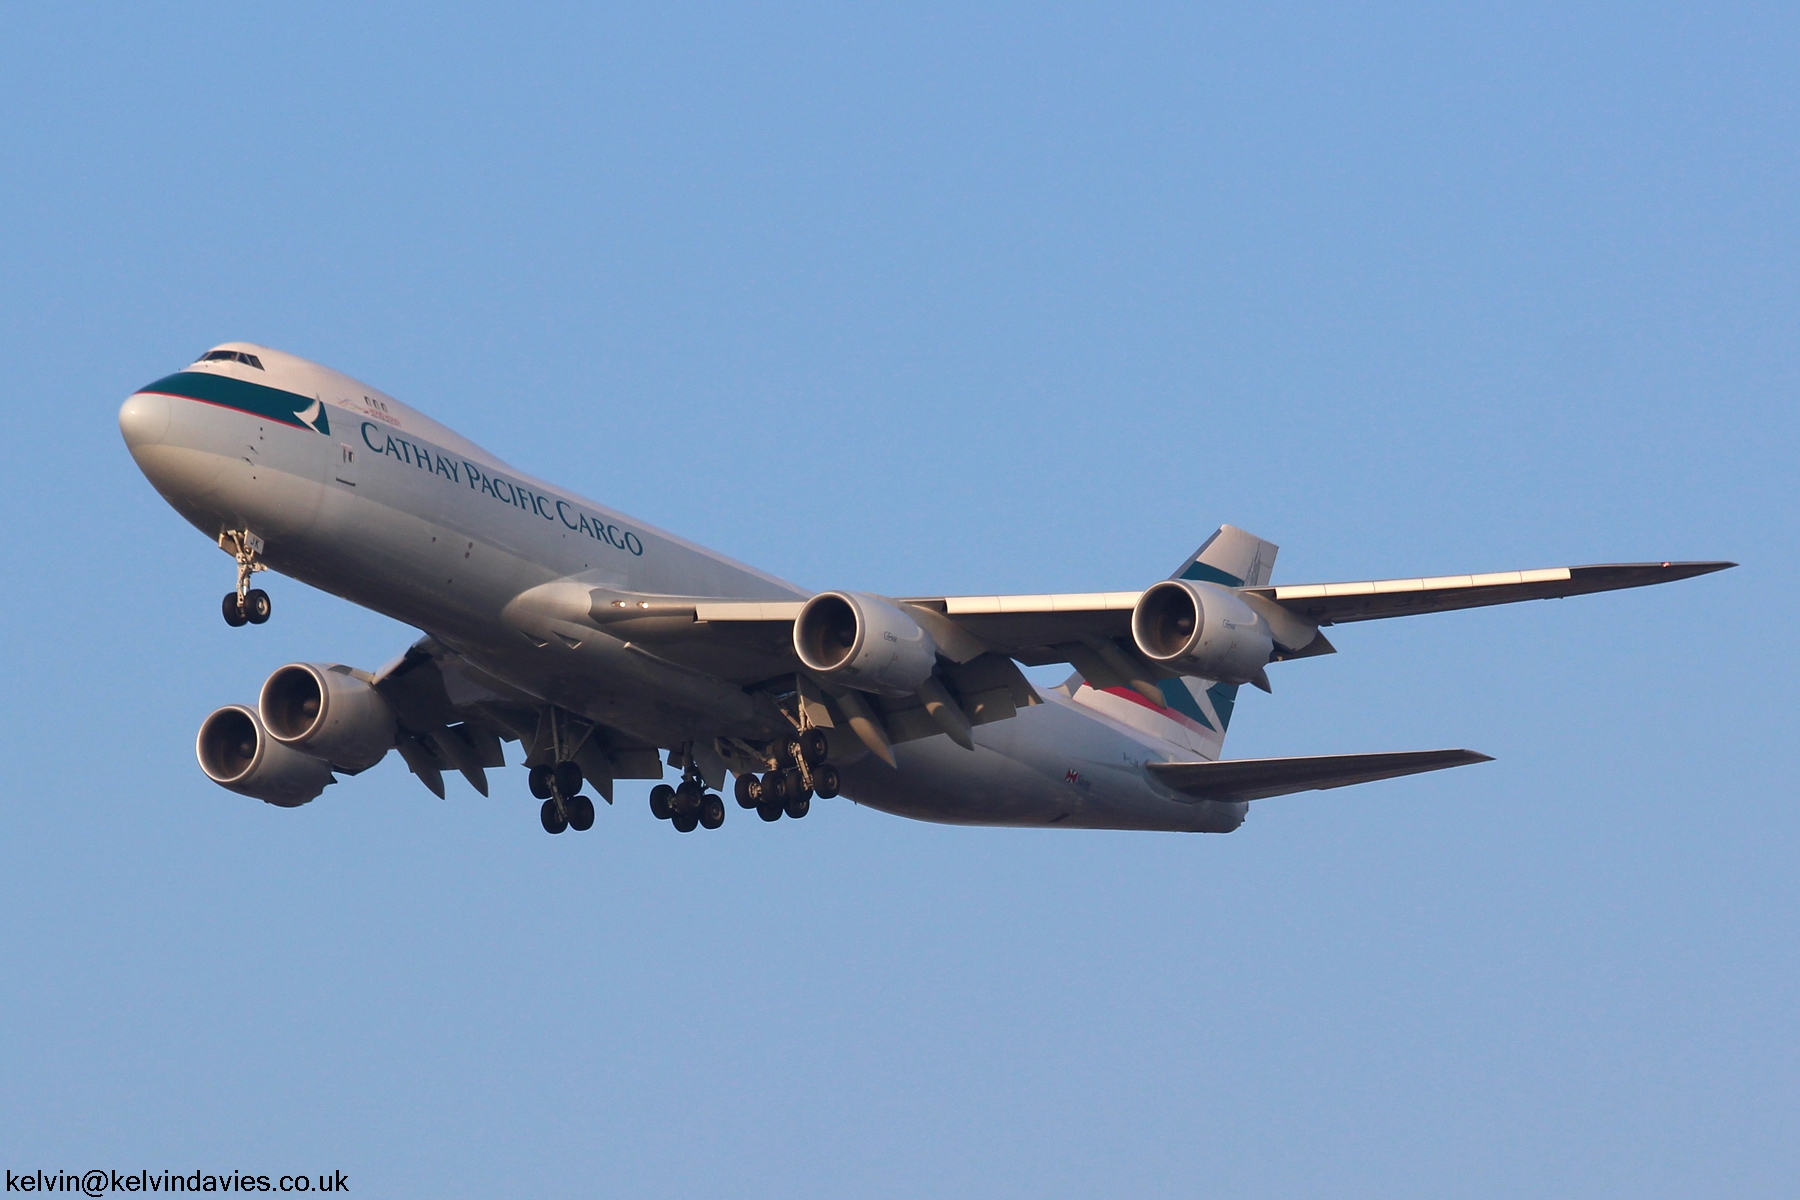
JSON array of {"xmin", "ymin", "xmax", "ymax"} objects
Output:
[{"xmin": 2, "ymin": 4, "xmax": 1795, "ymax": 1196}]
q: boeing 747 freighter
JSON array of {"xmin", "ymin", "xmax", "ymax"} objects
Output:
[{"xmin": 118, "ymin": 343, "xmax": 1732, "ymax": 835}]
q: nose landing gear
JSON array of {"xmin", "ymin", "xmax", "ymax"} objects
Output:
[
  {"xmin": 219, "ymin": 530, "xmax": 272, "ymax": 627},
  {"xmin": 221, "ymin": 590, "xmax": 271, "ymax": 627}
]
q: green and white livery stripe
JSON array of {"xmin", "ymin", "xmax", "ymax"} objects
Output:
[{"xmin": 139, "ymin": 371, "xmax": 330, "ymax": 435}]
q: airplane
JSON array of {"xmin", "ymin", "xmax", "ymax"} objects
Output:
[{"xmin": 117, "ymin": 342, "xmax": 1733, "ymax": 836}]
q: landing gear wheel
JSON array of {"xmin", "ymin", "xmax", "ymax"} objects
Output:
[
  {"xmin": 649, "ymin": 784, "xmax": 675, "ymax": 821},
  {"xmin": 540, "ymin": 799, "xmax": 568, "ymax": 834},
  {"xmin": 784, "ymin": 794, "xmax": 811, "ymax": 820},
  {"xmin": 553, "ymin": 762, "xmax": 583, "ymax": 797},
  {"xmin": 699, "ymin": 793, "xmax": 725, "ymax": 830},
  {"xmin": 222, "ymin": 593, "xmax": 248, "ymax": 627},
  {"xmin": 812, "ymin": 764, "xmax": 841, "ymax": 800},
  {"xmin": 674, "ymin": 780, "xmax": 704, "ymax": 816},
  {"xmin": 757, "ymin": 802, "xmax": 783, "ymax": 822},
  {"xmin": 567, "ymin": 794, "xmax": 595, "ymax": 832},
  {"xmin": 528, "ymin": 765, "xmax": 555, "ymax": 800},
  {"xmin": 783, "ymin": 770, "xmax": 810, "ymax": 803},
  {"xmin": 760, "ymin": 771, "xmax": 789, "ymax": 806},
  {"xmin": 244, "ymin": 589, "xmax": 271, "ymax": 624},
  {"xmin": 734, "ymin": 773, "xmax": 761, "ymax": 809},
  {"xmin": 672, "ymin": 811, "xmax": 699, "ymax": 833},
  {"xmin": 796, "ymin": 728, "xmax": 828, "ymax": 766}
]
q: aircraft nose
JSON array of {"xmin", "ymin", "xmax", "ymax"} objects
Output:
[{"xmin": 119, "ymin": 392, "xmax": 171, "ymax": 449}]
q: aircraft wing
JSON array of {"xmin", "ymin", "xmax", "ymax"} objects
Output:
[
  {"xmin": 1147, "ymin": 748, "xmax": 1493, "ymax": 802},
  {"xmin": 593, "ymin": 559, "xmax": 1730, "ymax": 718},
  {"xmin": 369, "ymin": 636, "xmax": 665, "ymax": 801},
  {"xmin": 889, "ymin": 560, "xmax": 1735, "ymax": 645},
  {"xmin": 678, "ymin": 562, "xmax": 1731, "ymax": 674},
  {"xmin": 884, "ymin": 561, "xmax": 1731, "ymax": 658},
  {"xmin": 1237, "ymin": 560, "xmax": 1735, "ymax": 626}
]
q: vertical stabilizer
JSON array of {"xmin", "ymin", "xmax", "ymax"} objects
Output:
[
  {"xmin": 1169, "ymin": 524, "xmax": 1279, "ymax": 589},
  {"xmin": 1068, "ymin": 524, "xmax": 1278, "ymax": 760}
]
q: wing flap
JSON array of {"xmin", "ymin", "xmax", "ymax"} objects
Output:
[{"xmin": 1148, "ymin": 749, "xmax": 1493, "ymax": 802}]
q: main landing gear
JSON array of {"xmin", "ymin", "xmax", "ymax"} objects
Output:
[
  {"xmin": 732, "ymin": 730, "xmax": 839, "ymax": 823},
  {"xmin": 646, "ymin": 728, "xmax": 843, "ymax": 835},
  {"xmin": 219, "ymin": 529, "xmax": 271, "ymax": 627},
  {"xmin": 649, "ymin": 778, "xmax": 726, "ymax": 834},
  {"xmin": 530, "ymin": 761, "xmax": 595, "ymax": 835}
]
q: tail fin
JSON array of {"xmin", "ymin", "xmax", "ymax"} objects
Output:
[
  {"xmin": 1170, "ymin": 524, "xmax": 1279, "ymax": 589},
  {"xmin": 1068, "ymin": 524, "xmax": 1279, "ymax": 760}
]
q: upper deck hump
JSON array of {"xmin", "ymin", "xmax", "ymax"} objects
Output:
[{"xmin": 167, "ymin": 342, "xmax": 510, "ymax": 468}]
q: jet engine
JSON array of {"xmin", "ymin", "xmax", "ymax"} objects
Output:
[
  {"xmin": 1131, "ymin": 579, "xmax": 1274, "ymax": 684},
  {"xmin": 258, "ymin": 662, "xmax": 397, "ymax": 773},
  {"xmin": 793, "ymin": 591, "xmax": 938, "ymax": 695},
  {"xmin": 196, "ymin": 705, "xmax": 336, "ymax": 807}
]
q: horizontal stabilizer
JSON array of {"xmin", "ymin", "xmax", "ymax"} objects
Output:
[{"xmin": 1148, "ymin": 748, "xmax": 1493, "ymax": 802}]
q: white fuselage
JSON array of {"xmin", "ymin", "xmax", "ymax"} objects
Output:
[{"xmin": 120, "ymin": 347, "xmax": 1244, "ymax": 833}]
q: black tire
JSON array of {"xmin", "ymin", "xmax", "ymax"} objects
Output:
[
  {"xmin": 734, "ymin": 773, "xmax": 761, "ymax": 809},
  {"xmin": 784, "ymin": 770, "xmax": 811, "ymax": 802},
  {"xmin": 813, "ymin": 764, "xmax": 841, "ymax": 800},
  {"xmin": 540, "ymin": 799, "xmax": 568, "ymax": 834},
  {"xmin": 553, "ymin": 761, "xmax": 583, "ymax": 797},
  {"xmin": 672, "ymin": 811, "xmax": 699, "ymax": 833},
  {"xmin": 567, "ymin": 794, "xmax": 595, "ymax": 832},
  {"xmin": 784, "ymin": 794, "xmax": 811, "ymax": 820},
  {"xmin": 528, "ymin": 765, "xmax": 554, "ymax": 800},
  {"xmin": 796, "ymin": 728, "xmax": 828, "ymax": 766},
  {"xmin": 222, "ymin": 593, "xmax": 248, "ymax": 627},
  {"xmin": 244, "ymin": 588, "xmax": 271, "ymax": 624},
  {"xmin": 699, "ymin": 794, "xmax": 725, "ymax": 829},
  {"xmin": 674, "ymin": 780, "xmax": 704, "ymax": 815},
  {"xmin": 757, "ymin": 802, "xmax": 783, "ymax": 822},
  {"xmin": 760, "ymin": 771, "xmax": 788, "ymax": 805},
  {"xmin": 649, "ymin": 784, "xmax": 675, "ymax": 821},
  {"xmin": 771, "ymin": 739, "xmax": 795, "ymax": 768}
]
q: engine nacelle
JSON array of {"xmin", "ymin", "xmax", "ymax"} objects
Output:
[
  {"xmin": 1131, "ymin": 579, "xmax": 1274, "ymax": 685},
  {"xmin": 793, "ymin": 591, "xmax": 938, "ymax": 696},
  {"xmin": 196, "ymin": 705, "xmax": 336, "ymax": 807},
  {"xmin": 258, "ymin": 663, "xmax": 396, "ymax": 773}
]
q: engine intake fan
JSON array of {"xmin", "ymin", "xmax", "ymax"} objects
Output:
[{"xmin": 196, "ymin": 705, "xmax": 335, "ymax": 807}]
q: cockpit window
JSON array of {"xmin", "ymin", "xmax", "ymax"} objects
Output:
[{"xmin": 198, "ymin": 350, "xmax": 265, "ymax": 370}]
